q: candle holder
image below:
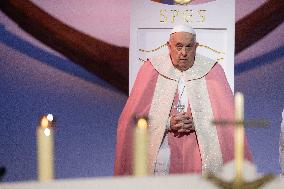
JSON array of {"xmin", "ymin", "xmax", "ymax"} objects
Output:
[
  {"xmin": 208, "ymin": 92, "xmax": 274, "ymax": 188},
  {"xmin": 206, "ymin": 172, "xmax": 275, "ymax": 189}
]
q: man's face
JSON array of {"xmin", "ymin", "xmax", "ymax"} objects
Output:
[{"xmin": 167, "ymin": 32, "xmax": 198, "ymax": 71}]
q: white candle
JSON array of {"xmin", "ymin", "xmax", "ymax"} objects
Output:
[
  {"xmin": 235, "ymin": 92, "xmax": 244, "ymax": 182},
  {"xmin": 133, "ymin": 118, "xmax": 148, "ymax": 176},
  {"xmin": 37, "ymin": 115, "xmax": 54, "ymax": 181}
]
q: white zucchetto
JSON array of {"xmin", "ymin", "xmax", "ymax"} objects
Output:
[{"xmin": 170, "ymin": 25, "xmax": 196, "ymax": 35}]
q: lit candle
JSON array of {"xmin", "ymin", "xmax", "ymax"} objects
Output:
[
  {"xmin": 37, "ymin": 114, "xmax": 54, "ymax": 181},
  {"xmin": 235, "ymin": 92, "xmax": 244, "ymax": 182},
  {"xmin": 133, "ymin": 118, "xmax": 148, "ymax": 176}
]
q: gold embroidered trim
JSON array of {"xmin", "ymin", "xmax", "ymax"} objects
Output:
[
  {"xmin": 139, "ymin": 43, "xmax": 224, "ymax": 54},
  {"xmin": 139, "ymin": 57, "xmax": 224, "ymax": 63},
  {"xmin": 139, "ymin": 43, "xmax": 167, "ymax": 53},
  {"xmin": 198, "ymin": 44, "xmax": 225, "ymax": 54}
]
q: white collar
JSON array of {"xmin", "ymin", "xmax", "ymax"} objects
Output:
[{"xmin": 150, "ymin": 53, "xmax": 216, "ymax": 81}]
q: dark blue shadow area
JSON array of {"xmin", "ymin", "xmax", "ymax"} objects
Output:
[
  {"xmin": 151, "ymin": 0, "xmax": 174, "ymax": 5},
  {"xmin": 0, "ymin": 24, "xmax": 118, "ymax": 93},
  {"xmin": 235, "ymin": 45, "xmax": 284, "ymax": 75},
  {"xmin": 163, "ymin": 0, "xmax": 175, "ymax": 5}
]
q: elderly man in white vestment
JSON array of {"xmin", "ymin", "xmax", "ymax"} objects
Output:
[{"xmin": 114, "ymin": 25, "xmax": 252, "ymax": 176}]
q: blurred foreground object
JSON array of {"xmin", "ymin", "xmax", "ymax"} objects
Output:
[
  {"xmin": 280, "ymin": 109, "xmax": 284, "ymax": 176},
  {"xmin": 37, "ymin": 114, "xmax": 55, "ymax": 181}
]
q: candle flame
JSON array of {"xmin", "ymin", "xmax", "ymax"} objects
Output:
[
  {"xmin": 39, "ymin": 114, "xmax": 55, "ymax": 129},
  {"xmin": 41, "ymin": 117, "xmax": 49, "ymax": 128},
  {"xmin": 137, "ymin": 118, "xmax": 148, "ymax": 129}
]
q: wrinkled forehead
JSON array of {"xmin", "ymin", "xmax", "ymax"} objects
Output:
[{"xmin": 169, "ymin": 32, "xmax": 196, "ymax": 44}]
